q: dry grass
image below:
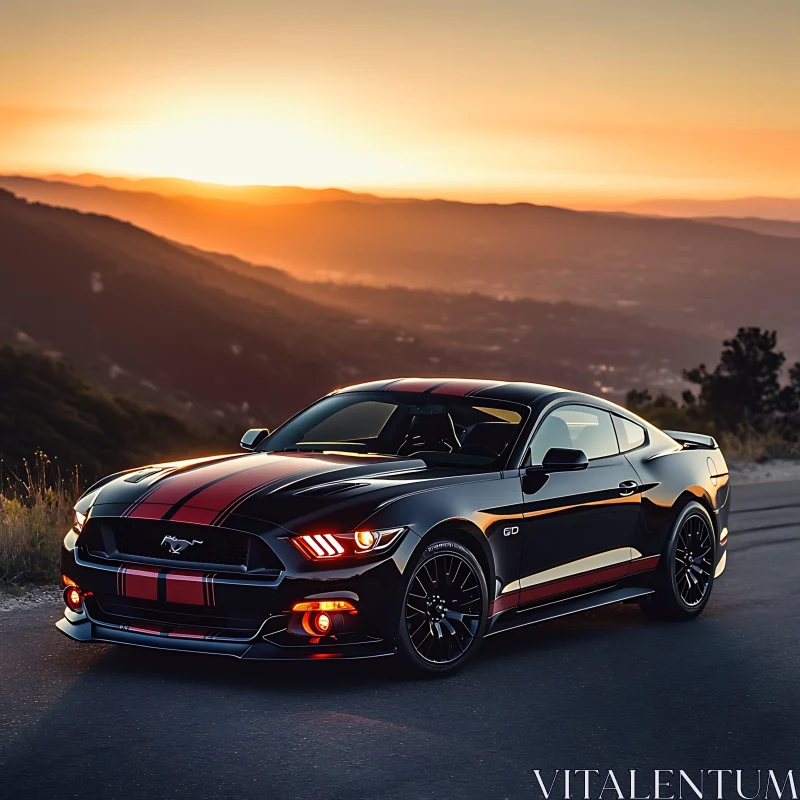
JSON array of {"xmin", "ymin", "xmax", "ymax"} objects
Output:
[
  {"xmin": 718, "ymin": 431, "xmax": 800, "ymax": 462},
  {"xmin": 0, "ymin": 454, "xmax": 80, "ymax": 586}
]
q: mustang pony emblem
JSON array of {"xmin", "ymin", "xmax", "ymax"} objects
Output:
[{"xmin": 160, "ymin": 535, "xmax": 203, "ymax": 555}]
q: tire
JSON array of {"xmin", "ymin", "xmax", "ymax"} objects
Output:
[
  {"xmin": 396, "ymin": 539, "xmax": 489, "ymax": 677},
  {"xmin": 640, "ymin": 501, "xmax": 716, "ymax": 621}
]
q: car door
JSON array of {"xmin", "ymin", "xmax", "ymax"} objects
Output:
[{"xmin": 517, "ymin": 404, "xmax": 642, "ymax": 606}]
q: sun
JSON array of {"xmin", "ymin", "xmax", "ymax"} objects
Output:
[{"xmin": 91, "ymin": 107, "xmax": 424, "ymax": 189}]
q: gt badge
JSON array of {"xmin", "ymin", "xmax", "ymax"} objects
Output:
[{"xmin": 503, "ymin": 526, "xmax": 519, "ymax": 537}]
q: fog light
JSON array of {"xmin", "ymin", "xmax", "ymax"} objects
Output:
[
  {"xmin": 301, "ymin": 610, "xmax": 339, "ymax": 636},
  {"xmin": 64, "ymin": 586, "xmax": 83, "ymax": 612},
  {"xmin": 315, "ymin": 612, "xmax": 332, "ymax": 633}
]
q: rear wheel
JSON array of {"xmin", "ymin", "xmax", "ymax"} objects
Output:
[
  {"xmin": 396, "ymin": 539, "xmax": 488, "ymax": 677},
  {"xmin": 640, "ymin": 501, "xmax": 716, "ymax": 621}
]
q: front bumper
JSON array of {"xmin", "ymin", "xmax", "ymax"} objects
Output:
[
  {"xmin": 55, "ymin": 611, "xmax": 394, "ymax": 660},
  {"xmin": 58, "ymin": 524, "xmax": 419, "ymax": 660}
]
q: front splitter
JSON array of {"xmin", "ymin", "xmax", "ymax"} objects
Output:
[{"xmin": 55, "ymin": 615, "xmax": 394, "ymax": 661}]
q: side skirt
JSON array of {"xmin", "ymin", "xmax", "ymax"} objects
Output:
[{"xmin": 485, "ymin": 586, "xmax": 654, "ymax": 637}]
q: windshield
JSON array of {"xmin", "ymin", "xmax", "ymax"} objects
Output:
[{"xmin": 263, "ymin": 392, "xmax": 528, "ymax": 468}]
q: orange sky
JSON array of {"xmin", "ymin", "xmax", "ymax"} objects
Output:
[{"xmin": 2, "ymin": 1, "xmax": 799, "ymax": 205}]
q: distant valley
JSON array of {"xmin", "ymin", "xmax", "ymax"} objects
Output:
[
  {"xmin": 0, "ymin": 189, "xmax": 710, "ymax": 430},
  {"xmin": 3, "ymin": 176, "xmax": 800, "ymax": 362}
]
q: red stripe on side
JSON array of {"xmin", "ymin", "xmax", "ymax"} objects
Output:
[
  {"xmin": 627, "ymin": 555, "xmax": 660, "ymax": 575},
  {"xmin": 382, "ymin": 378, "xmax": 445, "ymax": 393},
  {"xmin": 489, "ymin": 591, "xmax": 520, "ymax": 617},
  {"xmin": 430, "ymin": 379, "xmax": 503, "ymax": 396},
  {"xmin": 122, "ymin": 566, "xmax": 160, "ymax": 601},
  {"xmin": 518, "ymin": 562, "xmax": 630, "ymax": 606},
  {"xmin": 165, "ymin": 570, "xmax": 206, "ymax": 605}
]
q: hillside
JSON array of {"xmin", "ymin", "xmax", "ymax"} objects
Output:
[
  {"xmin": 0, "ymin": 190, "xmax": 709, "ymax": 421},
  {"xmin": 0, "ymin": 189, "xmax": 452, "ymax": 427},
  {"xmin": 0, "ymin": 346, "xmax": 219, "ymax": 478},
  {"xmin": 3, "ymin": 176, "xmax": 800, "ymax": 357}
]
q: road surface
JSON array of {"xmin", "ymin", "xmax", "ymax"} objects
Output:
[{"xmin": 1, "ymin": 480, "xmax": 799, "ymax": 800}]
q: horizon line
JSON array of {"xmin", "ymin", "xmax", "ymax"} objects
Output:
[{"xmin": 4, "ymin": 170, "xmax": 800, "ymax": 211}]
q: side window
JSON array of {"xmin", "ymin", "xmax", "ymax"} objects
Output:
[
  {"xmin": 529, "ymin": 404, "xmax": 620, "ymax": 464},
  {"xmin": 613, "ymin": 415, "xmax": 647, "ymax": 452}
]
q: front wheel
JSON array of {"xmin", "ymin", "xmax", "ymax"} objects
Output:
[
  {"xmin": 396, "ymin": 539, "xmax": 488, "ymax": 677},
  {"xmin": 640, "ymin": 501, "xmax": 716, "ymax": 621}
]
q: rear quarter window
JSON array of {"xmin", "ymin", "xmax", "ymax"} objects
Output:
[{"xmin": 613, "ymin": 415, "xmax": 647, "ymax": 452}]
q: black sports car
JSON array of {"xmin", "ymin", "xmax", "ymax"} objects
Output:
[{"xmin": 58, "ymin": 378, "xmax": 729, "ymax": 676}]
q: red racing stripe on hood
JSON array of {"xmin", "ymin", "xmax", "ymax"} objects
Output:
[
  {"xmin": 168, "ymin": 456, "xmax": 318, "ymax": 524},
  {"xmin": 126, "ymin": 455, "xmax": 293, "ymax": 520},
  {"xmin": 126, "ymin": 455, "xmax": 254, "ymax": 513}
]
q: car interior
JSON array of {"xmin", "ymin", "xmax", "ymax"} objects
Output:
[{"xmin": 269, "ymin": 395, "xmax": 526, "ymax": 466}]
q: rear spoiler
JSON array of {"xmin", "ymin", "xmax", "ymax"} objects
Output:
[{"xmin": 663, "ymin": 430, "xmax": 719, "ymax": 450}]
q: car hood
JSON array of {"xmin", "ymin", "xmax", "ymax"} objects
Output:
[{"xmin": 81, "ymin": 451, "xmax": 475, "ymax": 534}]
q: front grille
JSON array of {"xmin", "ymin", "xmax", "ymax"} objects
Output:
[
  {"xmin": 115, "ymin": 524, "xmax": 246, "ymax": 565},
  {"xmin": 87, "ymin": 595, "xmax": 268, "ymax": 640},
  {"xmin": 80, "ymin": 518, "xmax": 284, "ymax": 574}
]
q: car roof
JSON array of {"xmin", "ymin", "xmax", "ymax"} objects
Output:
[{"xmin": 335, "ymin": 377, "xmax": 624, "ymax": 410}]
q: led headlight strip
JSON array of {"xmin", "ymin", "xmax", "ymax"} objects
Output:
[{"xmin": 291, "ymin": 527, "xmax": 405, "ymax": 560}]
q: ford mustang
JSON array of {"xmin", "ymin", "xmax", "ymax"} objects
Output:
[{"xmin": 57, "ymin": 378, "xmax": 730, "ymax": 676}]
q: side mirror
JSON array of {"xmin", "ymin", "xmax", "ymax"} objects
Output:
[
  {"xmin": 240, "ymin": 428, "xmax": 270, "ymax": 451},
  {"xmin": 529, "ymin": 447, "xmax": 588, "ymax": 474}
]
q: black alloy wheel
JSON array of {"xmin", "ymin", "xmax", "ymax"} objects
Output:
[
  {"xmin": 640, "ymin": 500, "xmax": 716, "ymax": 621},
  {"xmin": 397, "ymin": 540, "xmax": 488, "ymax": 676},
  {"xmin": 674, "ymin": 512, "xmax": 714, "ymax": 607}
]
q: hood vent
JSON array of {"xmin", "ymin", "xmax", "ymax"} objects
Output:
[
  {"xmin": 124, "ymin": 468, "xmax": 164, "ymax": 483},
  {"xmin": 294, "ymin": 481, "xmax": 370, "ymax": 497}
]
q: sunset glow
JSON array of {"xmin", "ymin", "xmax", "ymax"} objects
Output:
[{"xmin": 3, "ymin": 1, "xmax": 800, "ymax": 204}]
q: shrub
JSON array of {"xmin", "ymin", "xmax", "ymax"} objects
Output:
[{"xmin": 0, "ymin": 454, "xmax": 79, "ymax": 586}]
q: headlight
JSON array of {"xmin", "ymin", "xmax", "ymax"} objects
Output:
[
  {"xmin": 291, "ymin": 527, "xmax": 405, "ymax": 560},
  {"xmin": 73, "ymin": 510, "xmax": 87, "ymax": 533}
]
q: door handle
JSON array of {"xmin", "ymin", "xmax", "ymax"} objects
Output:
[{"xmin": 618, "ymin": 480, "xmax": 638, "ymax": 496}]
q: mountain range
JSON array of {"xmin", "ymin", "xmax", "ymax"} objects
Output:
[
  {"xmin": 2, "ymin": 175, "xmax": 800, "ymax": 362},
  {"xmin": 40, "ymin": 173, "xmax": 395, "ymax": 205},
  {"xmin": 622, "ymin": 197, "xmax": 800, "ymax": 222},
  {"xmin": 1, "ymin": 189, "xmax": 707, "ymax": 432}
]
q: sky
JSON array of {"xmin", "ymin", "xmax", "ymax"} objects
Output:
[{"xmin": 2, "ymin": 0, "xmax": 799, "ymax": 205}]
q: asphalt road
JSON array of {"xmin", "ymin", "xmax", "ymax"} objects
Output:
[{"xmin": 2, "ymin": 480, "xmax": 799, "ymax": 800}]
